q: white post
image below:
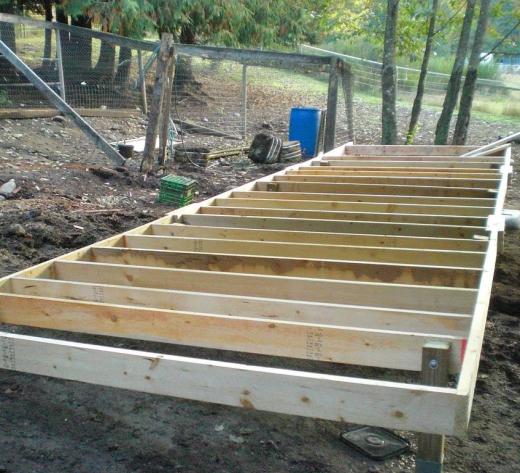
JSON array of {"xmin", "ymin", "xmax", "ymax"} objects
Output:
[{"xmin": 55, "ymin": 29, "xmax": 66, "ymax": 101}]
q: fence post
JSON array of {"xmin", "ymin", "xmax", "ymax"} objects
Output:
[
  {"xmin": 137, "ymin": 50, "xmax": 148, "ymax": 115},
  {"xmin": 55, "ymin": 29, "xmax": 66, "ymax": 101},
  {"xmin": 142, "ymin": 33, "xmax": 174, "ymax": 173},
  {"xmin": 340, "ymin": 61, "xmax": 355, "ymax": 143},
  {"xmin": 158, "ymin": 51, "xmax": 176, "ymax": 166},
  {"xmin": 416, "ymin": 342, "xmax": 450, "ymax": 473},
  {"xmin": 241, "ymin": 64, "xmax": 248, "ymax": 140},
  {"xmin": 324, "ymin": 57, "xmax": 339, "ymax": 152}
]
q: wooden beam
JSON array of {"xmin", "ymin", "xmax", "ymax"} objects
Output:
[
  {"xmin": 9, "ymin": 277, "xmax": 471, "ymax": 335},
  {"xmin": 88, "ymin": 246, "xmax": 481, "ymax": 287},
  {"xmin": 263, "ymin": 180, "xmax": 495, "ymax": 198},
  {"xmin": 320, "ymin": 160, "xmax": 501, "ymax": 169},
  {"xmin": 182, "ymin": 214, "xmax": 488, "ymax": 239},
  {"xmin": 0, "ymin": 108, "xmax": 141, "ymax": 119},
  {"xmin": 277, "ymin": 174, "xmax": 500, "ymax": 189},
  {"xmin": 324, "ymin": 57, "xmax": 340, "ymax": 152},
  {"xmin": 218, "ymin": 197, "xmax": 494, "ymax": 217},
  {"xmin": 151, "ymin": 224, "xmax": 488, "ymax": 251},
  {"xmin": 52, "ymin": 261, "xmax": 477, "ymax": 313},
  {"xmin": 124, "ymin": 235, "xmax": 485, "ymax": 267},
  {"xmin": 0, "ymin": 331, "xmax": 465, "ymax": 435},
  {"xmin": 202, "ymin": 206, "xmax": 487, "ymax": 227},
  {"xmin": 231, "ymin": 191, "xmax": 496, "ymax": 210},
  {"xmin": 0, "ymin": 293, "xmax": 464, "ymax": 372}
]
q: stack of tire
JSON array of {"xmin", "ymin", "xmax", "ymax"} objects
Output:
[{"xmin": 248, "ymin": 133, "xmax": 302, "ymax": 164}]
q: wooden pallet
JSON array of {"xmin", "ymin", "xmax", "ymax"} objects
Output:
[{"xmin": 0, "ymin": 143, "xmax": 511, "ymax": 470}]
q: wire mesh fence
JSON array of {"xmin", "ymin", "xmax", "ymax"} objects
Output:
[
  {"xmin": 0, "ymin": 14, "xmax": 354, "ymax": 161},
  {"xmin": 302, "ymin": 44, "xmax": 520, "ymax": 119}
]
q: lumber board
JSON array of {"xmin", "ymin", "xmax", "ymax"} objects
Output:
[
  {"xmin": 51, "ymin": 261, "xmax": 477, "ymax": 313},
  {"xmin": 181, "ymin": 214, "xmax": 488, "ymax": 239},
  {"xmin": 231, "ymin": 192, "xmax": 496, "ymax": 212},
  {"xmin": 319, "ymin": 160, "xmax": 501, "ymax": 169},
  {"xmin": 0, "ymin": 293, "xmax": 464, "ymax": 372},
  {"xmin": 9, "ymin": 278, "xmax": 472, "ymax": 335},
  {"xmin": 278, "ymin": 174, "xmax": 500, "ymax": 189},
  {"xmin": 0, "ymin": 108, "xmax": 141, "ymax": 119},
  {"xmin": 150, "ymin": 224, "xmax": 489, "ymax": 251},
  {"xmin": 203, "ymin": 205, "xmax": 487, "ymax": 226},
  {"xmin": 0, "ymin": 332, "xmax": 465, "ymax": 435},
  {"xmin": 87, "ymin": 246, "xmax": 481, "ymax": 287},
  {"xmin": 123, "ymin": 235, "xmax": 485, "ymax": 267},
  {"xmin": 262, "ymin": 180, "xmax": 495, "ymax": 198},
  {"xmin": 218, "ymin": 197, "xmax": 494, "ymax": 217},
  {"xmin": 290, "ymin": 169, "xmax": 500, "ymax": 178}
]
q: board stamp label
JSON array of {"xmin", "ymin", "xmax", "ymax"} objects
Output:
[
  {"xmin": 0, "ymin": 337, "xmax": 16, "ymax": 370},
  {"xmin": 305, "ymin": 327, "xmax": 324, "ymax": 360}
]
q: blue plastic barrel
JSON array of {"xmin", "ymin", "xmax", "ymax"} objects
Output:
[{"xmin": 288, "ymin": 107, "xmax": 322, "ymax": 158}]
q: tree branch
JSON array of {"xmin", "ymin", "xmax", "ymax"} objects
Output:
[{"xmin": 480, "ymin": 19, "xmax": 520, "ymax": 61}]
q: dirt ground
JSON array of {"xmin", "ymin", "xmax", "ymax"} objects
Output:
[{"xmin": 0, "ymin": 100, "xmax": 519, "ymax": 473}]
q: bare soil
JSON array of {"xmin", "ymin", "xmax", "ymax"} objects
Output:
[{"xmin": 0, "ymin": 100, "xmax": 519, "ymax": 473}]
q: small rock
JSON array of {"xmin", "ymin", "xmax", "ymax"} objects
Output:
[
  {"xmin": 367, "ymin": 466, "xmax": 382, "ymax": 473},
  {"xmin": 0, "ymin": 178, "xmax": 16, "ymax": 197},
  {"xmin": 214, "ymin": 424, "xmax": 225, "ymax": 432},
  {"xmin": 7, "ymin": 223, "xmax": 26, "ymax": 237},
  {"xmin": 229, "ymin": 434, "xmax": 245, "ymax": 444}
]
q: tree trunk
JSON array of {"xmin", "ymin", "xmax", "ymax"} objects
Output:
[
  {"xmin": 69, "ymin": 15, "xmax": 93, "ymax": 82},
  {"xmin": 115, "ymin": 47, "xmax": 132, "ymax": 90},
  {"xmin": 94, "ymin": 43, "xmax": 116, "ymax": 83},
  {"xmin": 406, "ymin": 0, "xmax": 439, "ymax": 144},
  {"xmin": 381, "ymin": 0, "xmax": 399, "ymax": 145},
  {"xmin": 452, "ymin": 0, "xmax": 491, "ymax": 145},
  {"xmin": 0, "ymin": 2, "xmax": 18, "ymax": 82},
  {"xmin": 434, "ymin": 0, "xmax": 476, "ymax": 145},
  {"xmin": 42, "ymin": 0, "xmax": 53, "ymax": 71}
]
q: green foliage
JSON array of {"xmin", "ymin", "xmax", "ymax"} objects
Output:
[{"xmin": 0, "ymin": 90, "xmax": 10, "ymax": 106}]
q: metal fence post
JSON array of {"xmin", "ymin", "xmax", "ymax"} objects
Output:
[
  {"xmin": 324, "ymin": 57, "xmax": 339, "ymax": 152},
  {"xmin": 241, "ymin": 64, "xmax": 248, "ymax": 140},
  {"xmin": 55, "ymin": 28, "xmax": 66, "ymax": 101}
]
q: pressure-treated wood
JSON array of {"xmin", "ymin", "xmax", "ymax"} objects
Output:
[{"xmin": 0, "ymin": 142, "xmax": 510, "ymax": 446}]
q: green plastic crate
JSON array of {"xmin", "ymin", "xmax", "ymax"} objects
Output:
[{"xmin": 157, "ymin": 174, "xmax": 197, "ymax": 205}]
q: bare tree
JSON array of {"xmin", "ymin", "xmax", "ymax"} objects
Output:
[
  {"xmin": 381, "ymin": 0, "xmax": 399, "ymax": 145},
  {"xmin": 452, "ymin": 0, "xmax": 492, "ymax": 144},
  {"xmin": 434, "ymin": 0, "xmax": 476, "ymax": 145},
  {"xmin": 406, "ymin": 0, "xmax": 440, "ymax": 144}
]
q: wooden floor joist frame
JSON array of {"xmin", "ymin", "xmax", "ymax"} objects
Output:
[{"xmin": 0, "ymin": 143, "xmax": 511, "ymax": 471}]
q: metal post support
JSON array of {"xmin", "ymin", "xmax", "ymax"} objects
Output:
[{"xmin": 416, "ymin": 342, "xmax": 450, "ymax": 473}]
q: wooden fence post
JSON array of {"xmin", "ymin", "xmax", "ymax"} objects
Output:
[
  {"xmin": 142, "ymin": 33, "xmax": 174, "ymax": 173},
  {"xmin": 158, "ymin": 50, "xmax": 176, "ymax": 166},
  {"xmin": 416, "ymin": 342, "xmax": 450, "ymax": 473},
  {"xmin": 324, "ymin": 57, "xmax": 339, "ymax": 152},
  {"xmin": 137, "ymin": 50, "xmax": 148, "ymax": 115},
  {"xmin": 340, "ymin": 61, "xmax": 355, "ymax": 142},
  {"xmin": 241, "ymin": 64, "xmax": 248, "ymax": 139}
]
